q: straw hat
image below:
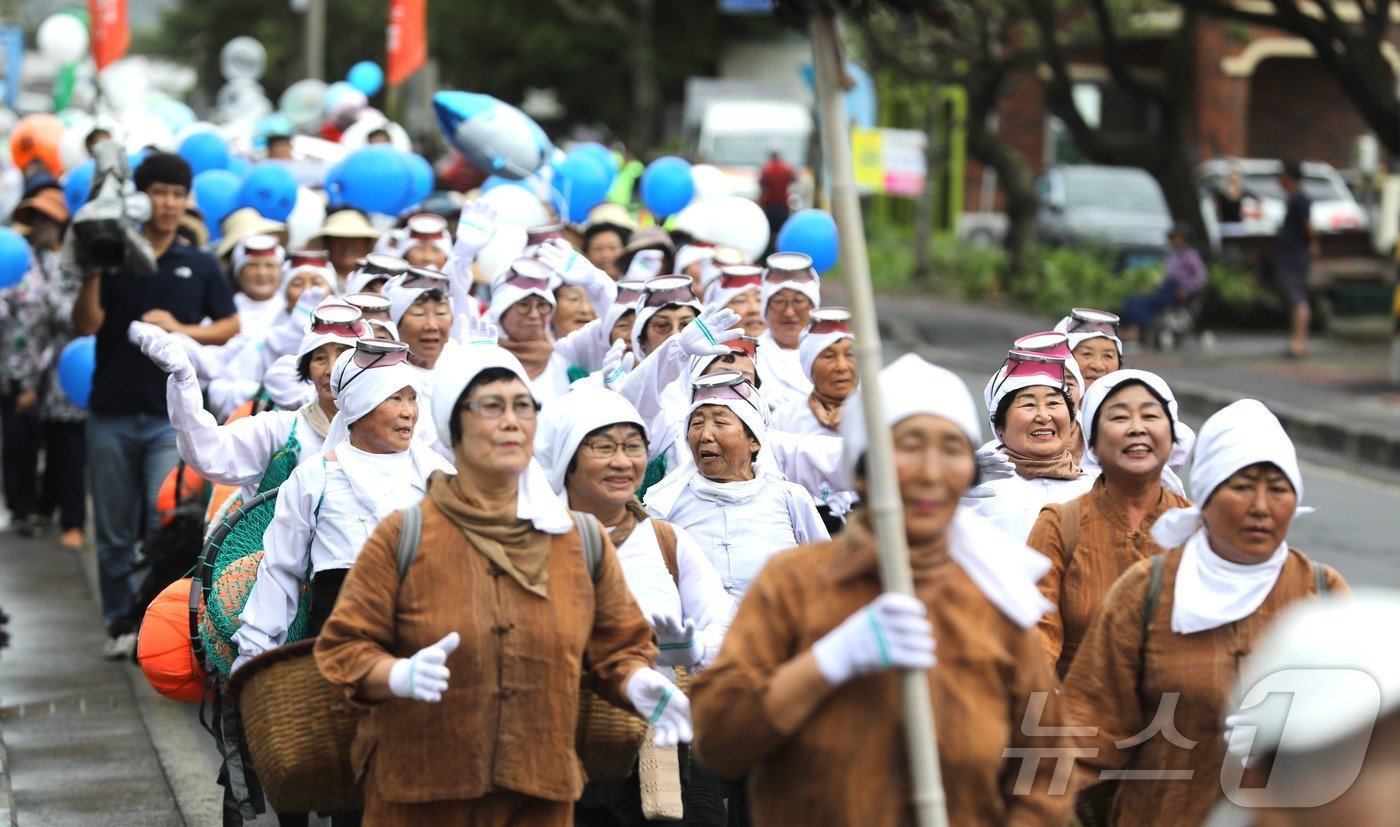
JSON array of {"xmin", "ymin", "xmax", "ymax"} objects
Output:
[
  {"xmin": 583, "ymin": 202, "xmax": 637, "ymax": 232},
  {"xmin": 13, "ymin": 188, "xmax": 69, "ymax": 227},
  {"xmin": 308, "ymin": 210, "xmax": 381, "ymax": 247},
  {"xmin": 216, "ymin": 208, "xmax": 288, "ymax": 259}
]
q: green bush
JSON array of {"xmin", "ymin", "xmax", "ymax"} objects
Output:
[
  {"xmin": 1207, "ymin": 262, "xmax": 1279, "ymax": 312},
  {"xmin": 1008, "ymin": 245, "xmax": 1158, "ymax": 317}
]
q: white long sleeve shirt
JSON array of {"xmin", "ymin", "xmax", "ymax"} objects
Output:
[
  {"xmin": 233, "ymin": 442, "xmax": 452, "ymax": 660},
  {"xmin": 769, "ymin": 396, "xmax": 838, "ymax": 438},
  {"xmin": 610, "ymin": 517, "xmax": 734, "ymax": 669},
  {"xmin": 960, "ymin": 471, "xmax": 1099, "ymax": 543},
  {"xmin": 756, "ymin": 331, "xmax": 811, "ymax": 410}
]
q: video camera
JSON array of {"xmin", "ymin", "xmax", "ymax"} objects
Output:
[{"xmin": 68, "ymin": 140, "xmax": 156, "ymax": 277}]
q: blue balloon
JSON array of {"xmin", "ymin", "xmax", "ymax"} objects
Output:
[
  {"xmin": 433, "ymin": 91, "xmax": 550, "ymax": 181},
  {"xmin": 347, "ymin": 61, "xmax": 384, "ymax": 97},
  {"xmin": 193, "ymin": 169, "xmax": 243, "ymax": 239},
  {"xmin": 57, "ymin": 336, "xmax": 96, "ymax": 410},
  {"xmin": 776, "ymin": 209, "xmax": 840, "ymax": 272},
  {"xmin": 406, "ymin": 154, "xmax": 435, "ymax": 206},
  {"xmin": 63, "ymin": 159, "xmax": 95, "ymax": 215},
  {"xmin": 226, "ymin": 155, "xmax": 253, "ymax": 179},
  {"xmin": 332, "ymin": 145, "xmax": 411, "ymax": 215},
  {"xmin": 557, "ymin": 153, "xmax": 610, "ymax": 223},
  {"xmin": 640, "ymin": 156, "xmax": 695, "ymax": 218},
  {"xmin": 0, "ymin": 227, "xmax": 30, "ymax": 289},
  {"xmin": 238, "ymin": 163, "xmax": 299, "ymax": 222},
  {"xmin": 178, "ymin": 132, "xmax": 229, "ymax": 176},
  {"xmin": 572, "ymin": 142, "xmax": 617, "ymax": 180},
  {"xmin": 254, "ymin": 113, "xmax": 293, "ymax": 141}
]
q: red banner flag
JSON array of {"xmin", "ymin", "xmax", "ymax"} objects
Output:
[
  {"xmin": 386, "ymin": 0, "xmax": 426, "ymax": 87},
  {"xmin": 88, "ymin": 0, "xmax": 130, "ymax": 71}
]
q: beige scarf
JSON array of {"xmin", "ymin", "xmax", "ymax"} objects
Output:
[
  {"xmin": 500, "ymin": 337, "xmax": 554, "ymax": 380},
  {"xmin": 427, "ymin": 471, "xmax": 553, "ymax": 598},
  {"xmin": 298, "ymin": 399, "xmax": 332, "ymax": 439},
  {"xmin": 1001, "ymin": 445, "xmax": 1084, "ymax": 481},
  {"xmin": 605, "ymin": 499, "xmax": 652, "ymax": 548},
  {"xmin": 807, "ymin": 388, "xmax": 845, "ymax": 431}
]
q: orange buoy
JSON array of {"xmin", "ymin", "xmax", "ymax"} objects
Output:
[
  {"xmin": 137, "ymin": 578, "xmax": 207, "ymax": 703},
  {"xmin": 224, "ymin": 399, "xmax": 255, "ymax": 424},
  {"xmin": 157, "ymin": 465, "xmax": 205, "ymax": 527}
]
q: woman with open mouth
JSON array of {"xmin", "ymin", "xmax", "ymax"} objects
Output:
[
  {"xmin": 383, "ymin": 265, "xmax": 458, "ymax": 454},
  {"xmin": 1059, "ymin": 398, "xmax": 1347, "ymax": 827},
  {"xmin": 963, "ymin": 345, "xmax": 1097, "ymax": 542}
]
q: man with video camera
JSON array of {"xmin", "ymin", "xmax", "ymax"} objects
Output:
[{"xmin": 71, "ymin": 149, "xmax": 239, "ymax": 658}]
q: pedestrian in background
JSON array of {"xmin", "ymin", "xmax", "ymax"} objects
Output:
[
  {"xmin": 758, "ymin": 150, "xmax": 794, "ymax": 250},
  {"xmin": 1118, "ymin": 222, "xmax": 1207, "ymax": 344},
  {"xmin": 1276, "ymin": 160, "xmax": 1316, "ymax": 359}
]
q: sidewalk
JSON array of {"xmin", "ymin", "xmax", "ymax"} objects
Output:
[
  {"xmin": 0, "ymin": 529, "xmax": 276, "ymax": 826},
  {"xmin": 829, "ymin": 283, "xmax": 1400, "ymax": 476}
]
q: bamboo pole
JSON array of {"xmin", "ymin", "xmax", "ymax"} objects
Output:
[{"xmin": 808, "ymin": 11, "xmax": 950, "ymax": 827}]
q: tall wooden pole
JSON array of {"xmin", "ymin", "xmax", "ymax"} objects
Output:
[{"xmin": 809, "ymin": 11, "xmax": 950, "ymax": 827}]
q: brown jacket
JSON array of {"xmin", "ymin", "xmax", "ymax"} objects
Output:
[
  {"xmin": 691, "ymin": 520, "xmax": 1074, "ymax": 827},
  {"xmin": 313, "ymin": 500, "xmax": 657, "ymax": 805},
  {"xmin": 1061, "ymin": 545, "xmax": 1347, "ymax": 826},
  {"xmin": 1029, "ymin": 478, "xmax": 1191, "ymax": 676}
]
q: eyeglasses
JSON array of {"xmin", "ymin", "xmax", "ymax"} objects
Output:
[
  {"xmin": 581, "ymin": 437, "xmax": 648, "ymax": 459},
  {"xmin": 763, "ymin": 252, "xmax": 817, "ymax": 283},
  {"xmin": 767, "ymin": 293, "xmax": 813, "ymax": 313},
  {"xmin": 646, "ymin": 311, "xmax": 696, "ymax": 338},
  {"xmin": 526, "ymin": 223, "xmax": 565, "ymax": 247},
  {"xmin": 624, "ymin": 249, "xmax": 665, "ymax": 282},
  {"xmin": 988, "ymin": 349, "xmax": 1066, "ymax": 402},
  {"xmin": 1063, "ymin": 308, "xmax": 1120, "ymax": 337},
  {"xmin": 615, "ymin": 279, "xmax": 647, "ymax": 306},
  {"xmin": 354, "ymin": 253, "xmax": 410, "ymax": 282},
  {"xmin": 692, "ymin": 371, "xmax": 763, "ymax": 414},
  {"xmin": 511, "ymin": 297, "xmax": 554, "ymax": 317},
  {"xmin": 405, "ymin": 213, "xmax": 449, "ymax": 242},
  {"xmin": 286, "ymin": 248, "xmax": 329, "ymax": 268},
  {"xmin": 1011, "ymin": 331, "xmax": 1072, "ymax": 360},
  {"xmin": 310, "ymin": 302, "xmax": 371, "ymax": 339},
  {"xmin": 808, "ymin": 307, "xmax": 853, "ymax": 335},
  {"xmin": 718, "ymin": 265, "xmax": 762, "ymax": 291},
  {"xmin": 498, "ymin": 257, "xmax": 553, "ymax": 293},
  {"xmin": 642, "ymin": 275, "xmax": 697, "ymax": 309},
  {"xmin": 460, "ymin": 394, "xmax": 541, "ymax": 420},
  {"xmin": 398, "ymin": 266, "xmax": 450, "ymax": 291},
  {"xmin": 337, "ymin": 339, "xmax": 411, "ymax": 394},
  {"xmin": 344, "ymin": 292, "xmax": 392, "ymax": 320}
]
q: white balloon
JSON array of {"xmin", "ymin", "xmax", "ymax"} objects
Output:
[
  {"xmin": 690, "ymin": 164, "xmax": 730, "ymax": 203},
  {"xmin": 37, "ymin": 15, "xmax": 88, "ymax": 65},
  {"xmin": 670, "ymin": 201, "xmax": 712, "ymax": 240},
  {"xmin": 58, "ymin": 114, "xmax": 94, "ymax": 172},
  {"xmin": 338, "ymin": 114, "xmax": 411, "ymax": 154},
  {"xmin": 279, "ymin": 79, "xmax": 327, "ymax": 131},
  {"xmin": 705, "ymin": 196, "xmax": 770, "ymax": 261},
  {"xmin": 473, "ymin": 223, "xmax": 528, "ymax": 283},
  {"xmin": 121, "ymin": 111, "xmax": 174, "ymax": 154},
  {"xmin": 285, "ymin": 187, "xmax": 327, "ymax": 249},
  {"xmin": 220, "ymin": 37, "xmax": 266, "ymax": 82},
  {"xmin": 477, "ymin": 184, "xmax": 549, "ymax": 229},
  {"xmin": 98, "ymin": 62, "xmax": 148, "ymax": 112}
]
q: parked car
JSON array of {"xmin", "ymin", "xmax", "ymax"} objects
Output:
[
  {"xmin": 1196, "ymin": 158, "xmax": 1369, "ymax": 252},
  {"xmin": 1035, "ymin": 165, "xmax": 1173, "ymax": 269}
]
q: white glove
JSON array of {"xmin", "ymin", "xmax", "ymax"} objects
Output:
[
  {"xmin": 677, "ymin": 307, "xmax": 743, "ymax": 359},
  {"xmin": 455, "ymin": 201, "xmax": 498, "ymax": 260},
  {"xmin": 975, "ymin": 445, "xmax": 1016, "ymax": 483},
  {"xmin": 651, "ymin": 612, "xmax": 703, "ymax": 668},
  {"xmin": 537, "ymin": 238, "xmax": 605, "ymax": 287},
  {"xmin": 132, "ymin": 323, "xmax": 195, "ymax": 382},
  {"xmin": 387, "ymin": 632, "xmax": 460, "ymax": 703},
  {"xmin": 600, "ymin": 338, "xmax": 636, "ymax": 390},
  {"xmin": 625, "ymin": 667, "xmax": 693, "ymax": 747},
  {"xmin": 811, "ymin": 593, "xmax": 936, "ymax": 687},
  {"xmin": 458, "ymin": 312, "xmax": 499, "ymax": 346},
  {"xmin": 624, "ymin": 249, "xmax": 664, "ymax": 282}
]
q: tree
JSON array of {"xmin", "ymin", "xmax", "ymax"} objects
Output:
[{"xmin": 1174, "ymin": 0, "xmax": 1398, "ymax": 154}]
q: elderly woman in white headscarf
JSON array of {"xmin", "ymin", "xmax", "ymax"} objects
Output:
[
  {"xmin": 232, "ymin": 338, "xmax": 453, "ymax": 671},
  {"xmin": 755, "ymin": 254, "xmax": 822, "ymax": 409},
  {"xmin": 227, "ymin": 233, "xmax": 287, "ymax": 342},
  {"xmin": 963, "ymin": 346, "xmax": 1097, "ymax": 541},
  {"xmin": 770, "ymin": 308, "xmax": 856, "ymax": 439},
  {"xmin": 486, "ymin": 257, "xmax": 575, "ymax": 402},
  {"xmin": 691, "ymin": 353, "xmax": 1072, "ymax": 826},
  {"xmin": 1054, "ymin": 307, "xmax": 1124, "ymax": 388},
  {"xmin": 314, "ymin": 345, "xmax": 687, "ymax": 824},
  {"xmin": 1060, "ymin": 398, "xmax": 1347, "ymax": 827},
  {"xmin": 643, "ymin": 372, "xmax": 828, "ymax": 601},
  {"xmin": 132, "ymin": 304, "xmax": 367, "ymax": 508},
  {"xmin": 705, "ymin": 264, "xmax": 765, "ymax": 338}
]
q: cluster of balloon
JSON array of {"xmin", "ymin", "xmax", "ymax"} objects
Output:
[
  {"xmin": 776, "ymin": 209, "xmax": 840, "ymax": 272},
  {"xmin": 641, "ymin": 156, "xmax": 695, "ymax": 218},
  {"xmin": 327, "ymin": 145, "xmax": 423, "ymax": 216},
  {"xmin": 434, "ymin": 91, "xmax": 552, "ymax": 182}
]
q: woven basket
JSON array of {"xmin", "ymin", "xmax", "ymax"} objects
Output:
[
  {"xmin": 574, "ymin": 667, "xmax": 694, "ymax": 782},
  {"xmin": 227, "ymin": 639, "xmax": 366, "ymax": 813}
]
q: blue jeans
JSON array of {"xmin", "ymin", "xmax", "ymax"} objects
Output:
[{"xmin": 86, "ymin": 412, "xmax": 180, "ymax": 635}]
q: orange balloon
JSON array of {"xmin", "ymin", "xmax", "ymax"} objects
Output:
[
  {"xmin": 137, "ymin": 578, "xmax": 208, "ymax": 703},
  {"xmin": 10, "ymin": 114, "xmax": 66, "ymax": 177},
  {"xmin": 157, "ymin": 465, "xmax": 205, "ymax": 527}
]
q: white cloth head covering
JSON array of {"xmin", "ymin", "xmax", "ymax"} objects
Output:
[
  {"xmin": 631, "ymin": 296, "xmax": 703, "ymax": 360},
  {"xmin": 983, "ymin": 363, "xmax": 1069, "ymax": 431},
  {"xmin": 533, "ymin": 385, "xmax": 646, "ymax": 494},
  {"xmin": 323, "ymin": 346, "xmax": 423, "ymax": 449},
  {"xmin": 705, "ymin": 276, "xmax": 760, "ymax": 312},
  {"xmin": 676, "ymin": 243, "xmax": 714, "ymax": 274},
  {"xmin": 373, "ymin": 229, "xmax": 404, "ymax": 255},
  {"xmin": 1080, "ymin": 369, "xmax": 1182, "ymax": 466},
  {"xmin": 798, "ymin": 326, "xmax": 854, "ymax": 381},
  {"xmin": 280, "ymin": 262, "xmax": 337, "ymax": 303},
  {"xmin": 1053, "ymin": 313, "xmax": 1125, "ymax": 355},
  {"xmin": 641, "ymin": 383, "xmax": 772, "ymax": 518},
  {"xmin": 232, "ymin": 236, "xmax": 286, "ymax": 277},
  {"xmin": 384, "ymin": 273, "xmax": 451, "ymax": 325},
  {"xmin": 487, "ymin": 273, "xmax": 556, "ymax": 331},
  {"xmin": 345, "ymin": 269, "xmax": 387, "ymax": 294},
  {"xmin": 1151, "ymin": 398, "xmax": 1309, "ymax": 550},
  {"xmin": 428, "ymin": 344, "xmax": 573, "ymax": 534},
  {"xmin": 760, "ymin": 279, "xmax": 821, "ymax": 318},
  {"xmin": 296, "ymin": 320, "xmax": 364, "ymax": 361}
]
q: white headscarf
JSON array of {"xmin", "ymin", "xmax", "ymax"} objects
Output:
[
  {"xmin": 1054, "ymin": 314, "xmax": 1125, "ymax": 360},
  {"xmin": 982, "ymin": 364, "xmax": 1069, "ymax": 431},
  {"xmin": 704, "ymin": 277, "xmax": 759, "ymax": 313},
  {"xmin": 1080, "ymin": 369, "xmax": 1182, "ymax": 466},
  {"xmin": 533, "ymin": 385, "xmax": 646, "ymax": 495},
  {"xmin": 631, "ymin": 297, "xmax": 702, "ymax": 361},
  {"xmin": 323, "ymin": 347, "xmax": 423, "ymax": 450},
  {"xmin": 642, "ymin": 388, "xmax": 770, "ymax": 516},
  {"xmin": 760, "ymin": 279, "xmax": 821, "ymax": 318},
  {"xmin": 487, "ymin": 274, "xmax": 555, "ymax": 332},
  {"xmin": 232, "ymin": 236, "xmax": 286, "ymax": 277},
  {"xmin": 798, "ymin": 327, "xmax": 854, "ymax": 381},
  {"xmin": 345, "ymin": 270, "xmax": 390, "ymax": 295},
  {"xmin": 429, "ymin": 344, "xmax": 573, "ymax": 534},
  {"xmin": 1150, "ymin": 399, "xmax": 1313, "ymax": 635},
  {"xmin": 676, "ymin": 243, "xmax": 714, "ymax": 274},
  {"xmin": 280, "ymin": 262, "xmax": 338, "ymax": 303},
  {"xmin": 383, "ymin": 273, "xmax": 451, "ymax": 325},
  {"xmin": 840, "ymin": 353, "xmax": 1052, "ymax": 628}
]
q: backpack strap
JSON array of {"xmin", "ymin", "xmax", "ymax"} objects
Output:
[
  {"xmin": 1058, "ymin": 497, "xmax": 1083, "ymax": 566},
  {"xmin": 652, "ymin": 519, "xmax": 680, "ymax": 586},
  {"xmin": 1313, "ymin": 560, "xmax": 1328, "ymax": 595},
  {"xmin": 572, "ymin": 510, "xmax": 605, "ymax": 583},
  {"xmin": 395, "ymin": 504, "xmax": 423, "ymax": 580},
  {"xmin": 1142, "ymin": 553, "xmax": 1166, "ymax": 635}
]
